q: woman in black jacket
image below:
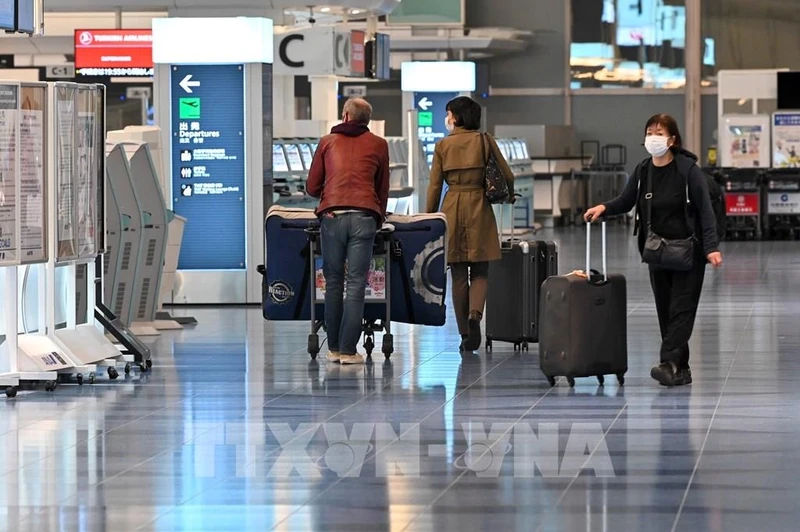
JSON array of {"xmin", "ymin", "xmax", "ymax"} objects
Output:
[{"xmin": 584, "ymin": 114, "xmax": 723, "ymax": 387}]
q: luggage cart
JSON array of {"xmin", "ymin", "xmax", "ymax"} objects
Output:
[
  {"xmin": 719, "ymin": 168, "xmax": 763, "ymax": 240},
  {"xmin": 763, "ymin": 169, "xmax": 800, "ymax": 240},
  {"xmin": 304, "ymin": 223, "xmax": 395, "ymax": 360}
]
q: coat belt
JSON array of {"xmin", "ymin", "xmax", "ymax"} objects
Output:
[{"xmin": 446, "ymin": 184, "xmax": 483, "ymax": 191}]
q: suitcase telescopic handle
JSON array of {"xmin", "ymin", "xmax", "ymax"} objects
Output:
[{"xmin": 585, "ymin": 221, "xmax": 608, "ymax": 282}]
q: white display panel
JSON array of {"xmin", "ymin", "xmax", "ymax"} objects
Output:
[
  {"xmin": 284, "ymin": 143, "xmax": 304, "ymax": 172},
  {"xmin": 0, "ymin": 83, "xmax": 19, "ymax": 266},
  {"xmin": 152, "ymin": 17, "xmax": 274, "ymax": 65},
  {"xmin": 54, "ymin": 83, "xmax": 77, "ymax": 261},
  {"xmin": 401, "ymin": 62, "xmax": 476, "ymax": 92},
  {"xmin": 272, "ymin": 144, "xmax": 289, "ymax": 172},
  {"xmin": 299, "ymin": 143, "xmax": 314, "ymax": 169},
  {"xmin": 75, "ymin": 85, "xmax": 98, "ymax": 259},
  {"xmin": 772, "ymin": 113, "xmax": 800, "ymax": 169},
  {"xmin": 720, "ymin": 115, "xmax": 771, "ymax": 169},
  {"xmin": 19, "ymin": 83, "xmax": 47, "ymax": 264}
]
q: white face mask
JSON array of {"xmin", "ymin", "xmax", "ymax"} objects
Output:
[
  {"xmin": 644, "ymin": 135, "xmax": 670, "ymax": 157},
  {"xmin": 444, "ymin": 116, "xmax": 454, "ymax": 132}
]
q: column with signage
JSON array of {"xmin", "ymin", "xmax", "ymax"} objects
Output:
[
  {"xmin": 152, "ymin": 17, "xmax": 273, "ymax": 305},
  {"xmin": 401, "ymin": 61, "xmax": 476, "ymax": 214}
]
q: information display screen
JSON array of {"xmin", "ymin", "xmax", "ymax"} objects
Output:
[
  {"xmin": 74, "ymin": 29, "xmax": 153, "ymax": 77},
  {"xmin": 299, "ymin": 143, "xmax": 314, "ymax": 169},
  {"xmin": 273, "ymin": 144, "xmax": 289, "ymax": 172},
  {"xmin": 15, "ymin": 0, "xmax": 33, "ymax": 33},
  {"xmin": 284, "ymin": 143, "xmax": 304, "ymax": 172},
  {"xmin": 170, "ymin": 64, "xmax": 246, "ymax": 270},
  {"xmin": 515, "ymin": 140, "xmax": 529, "ymax": 159},
  {"xmin": 311, "ymin": 143, "xmax": 318, "ymax": 153},
  {"xmin": 0, "ymin": 0, "xmax": 14, "ymax": 31}
]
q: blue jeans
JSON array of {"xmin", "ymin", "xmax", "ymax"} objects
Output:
[{"xmin": 321, "ymin": 212, "xmax": 377, "ymax": 355}]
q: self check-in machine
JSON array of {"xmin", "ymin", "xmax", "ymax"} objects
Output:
[{"xmin": 153, "ymin": 17, "xmax": 274, "ymax": 305}]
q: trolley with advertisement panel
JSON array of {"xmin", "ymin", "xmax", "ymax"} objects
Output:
[
  {"xmin": 718, "ymin": 168, "xmax": 764, "ymax": 240},
  {"xmin": 763, "ymin": 169, "xmax": 800, "ymax": 240},
  {"xmin": 260, "ymin": 206, "xmax": 448, "ymax": 360}
]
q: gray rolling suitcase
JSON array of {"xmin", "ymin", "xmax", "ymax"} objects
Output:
[
  {"xmin": 486, "ymin": 206, "xmax": 558, "ymax": 351},
  {"xmin": 539, "ymin": 221, "xmax": 627, "ymax": 387}
]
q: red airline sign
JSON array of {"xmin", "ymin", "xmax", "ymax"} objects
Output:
[
  {"xmin": 74, "ymin": 29, "xmax": 153, "ymax": 69},
  {"xmin": 725, "ymin": 192, "xmax": 760, "ymax": 215}
]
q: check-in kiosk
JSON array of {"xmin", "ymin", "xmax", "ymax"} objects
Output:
[
  {"xmin": 104, "ymin": 142, "xmax": 144, "ymax": 328},
  {"xmin": 116, "ymin": 141, "xmax": 170, "ymax": 335}
]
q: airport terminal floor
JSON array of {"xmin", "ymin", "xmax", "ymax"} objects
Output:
[{"xmin": 2, "ymin": 224, "xmax": 800, "ymax": 532}]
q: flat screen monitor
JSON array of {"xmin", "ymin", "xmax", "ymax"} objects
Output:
[
  {"xmin": 272, "ymin": 144, "xmax": 289, "ymax": 173},
  {"xmin": 311, "ymin": 143, "xmax": 319, "ymax": 153},
  {"xmin": 777, "ymin": 72, "xmax": 800, "ymax": 110},
  {"xmin": 500, "ymin": 140, "xmax": 512, "ymax": 160},
  {"xmin": 0, "ymin": 0, "xmax": 15, "ymax": 30},
  {"xmin": 284, "ymin": 144, "xmax": 304, "ymax": 172},
  {"xmin": 15, "ymin": 0, "xmax": 33, "ymax": 33},
  {"xmin": 299, "ymin": 144, "xmax": 314, "ymax": 169}
]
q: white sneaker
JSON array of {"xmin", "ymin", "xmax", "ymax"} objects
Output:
[
  {"xmin": 326, "ymin": 351, "xmax": 341, "ymax": 363},
  {"xmin": 338, "ymin": 353, "xmax": 365, "ymax": 365}
]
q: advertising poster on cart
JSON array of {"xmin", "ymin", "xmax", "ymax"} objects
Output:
[
  {"xmin": 75, "ymin": 86, "xmax": 97, "ymax": 258},
  {"xmin": 0, "ymin": 84, "xmax": 19, "ymax": 265},
  {"xmin": 55, "ymin": 84, "xmax": 78, "ymax": 260},
  {"xmin": 772, "ymin": 113, "xmax": 800, "ymax": 168},
  {"xmin": 721, "ymin": 115, "xmax": 770, "ymax": 168},
  {"xmin": 19, "ymin": 85, "xmax": 47, "ymax": 263},
  {"xmin": 314, "ymin": 257, "xmax": 387, "ymax": 301}
]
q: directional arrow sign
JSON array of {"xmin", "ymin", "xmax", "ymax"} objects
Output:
[
  {"xmin": 180, "ymin": 75, "xmax": 201, "ymax": 93},
  {"xmin": 418, "ymin": 97, "xmax": 432, "ymax": 111}
]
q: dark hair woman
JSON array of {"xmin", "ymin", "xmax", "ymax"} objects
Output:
[
  {"xmin": 584, "ymin": 113, "xmax": 723, "ymax": 387},
  {"xmin": 425, "ymin": 96, "xmax": 515, "ymax": 352}
]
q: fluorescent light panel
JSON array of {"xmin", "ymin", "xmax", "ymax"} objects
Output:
[
  {"xmin": 152, "ymin": 17, "xmax": 274, "ymax": 65},
  {"xmin": 401, "ymin": 61, "xmax": 476, "ymax": 92}
]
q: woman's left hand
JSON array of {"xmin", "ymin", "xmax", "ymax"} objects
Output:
[{"xmin": 707, "ymin": 251, "xmax": 723, "ymax": 268}]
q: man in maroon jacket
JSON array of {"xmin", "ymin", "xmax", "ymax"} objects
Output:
[{"xmin": 306, "ymin": 98, "xmax": 390, "ymax": 365}]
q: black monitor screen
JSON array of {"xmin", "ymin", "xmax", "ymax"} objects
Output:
[
  {"xmin": 15, "ymin": 0, "xmax": 34, "ymax": 33},
  {"xmin": 777, "ymin": 72, "xmax": 800, "ymax": 110}
]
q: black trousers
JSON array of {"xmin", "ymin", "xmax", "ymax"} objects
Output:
[{"xmin": 649, "ymin": 258, "xmax": 706, "ymax": 369}]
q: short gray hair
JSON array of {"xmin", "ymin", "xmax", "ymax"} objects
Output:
[{"xmin": 343, "ymin": 98, "xmax": 372, "ymax": 125}]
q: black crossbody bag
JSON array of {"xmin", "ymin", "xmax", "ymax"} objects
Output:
[{"xmin": 640, "ymin": 163, "xmax": 696, "ymax": 271}]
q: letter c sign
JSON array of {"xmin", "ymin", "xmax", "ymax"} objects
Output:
[{"xmin": 279, "ymin": 34, "xmax": 304, "ymax": 68}]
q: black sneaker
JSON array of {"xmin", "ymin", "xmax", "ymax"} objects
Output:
[
  {"xmin": 650, "ymin": 362, "xmax": 678, "ymax": 387},
  {"xmin": 464, "ymin": 312, "xmax": 482, "ymax": 351},
  {"xmin": 675, "ymin": 367, "xmax": 693, "ymax": 386}
]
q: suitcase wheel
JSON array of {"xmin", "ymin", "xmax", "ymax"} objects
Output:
[
  {"xmin": 485, "ymin": 338, "xmax": 493, "ymax": 351},
  {"xmin": 567, "ymin": 376, "xmax": 576, "ymax": 388},
  {"xmin": 521, "ymin": 342, "xmax": 529, "ymax": 352},
  {"xmin": 617, "ymin": 374, "xmax": 625, "ymax": 386},
  {"xmin": 597, "ymin": 375, "xmax": 604, "ymax": 386},
  {"xmin": 546, "ymin": 375, "xmax": 556, "ymax": 387}
]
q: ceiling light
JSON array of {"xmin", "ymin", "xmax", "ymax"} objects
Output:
[
  {"xmin": 320, "ymin": 7, "xmax": 330, "ymax": 13},
  {"xmin": 352, "ymin": 9, "xmax": 363, "ymax": 14}
]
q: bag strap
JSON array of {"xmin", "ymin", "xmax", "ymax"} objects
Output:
[
  {"xmin": 639, "ymin": 159, "xmax": 696, "ymax": 238},
  {"xmin": 480, "ymin": 132, "xmax": 488, "ymax": 165}
]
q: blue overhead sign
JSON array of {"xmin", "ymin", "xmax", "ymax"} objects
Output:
[
  {"xmin": 414, "ymin": 91, "xmax": 458, "ymax": 166},
  {"xmin": 170, "ymin": 64, "xmax": 246, "ymax": 270}
]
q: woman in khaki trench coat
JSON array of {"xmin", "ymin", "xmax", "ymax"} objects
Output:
[{"xmin": 425, "ymin": 96, "xmax": 515, "ymax": 352}]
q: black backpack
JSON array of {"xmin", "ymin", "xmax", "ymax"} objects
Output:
[{"xmin": 703, "ymin": 171, "xmax": 727, "ymax": 241}]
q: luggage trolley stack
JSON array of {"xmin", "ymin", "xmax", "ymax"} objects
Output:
[
  {"xmin": 763, "ymin": 169, "xmax": 800, "ymax": 240},
  {"xmin": 719, "ymin": 168, "xmax": 763, "ymax": 240},
  {"xmin": 261, "ymin": 206, "xmax": 448, "ymax": 360}
]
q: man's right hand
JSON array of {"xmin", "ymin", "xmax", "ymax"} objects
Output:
[{"xmin": 584, "ymin": 205, "xmax": 606, "ymax": 223}]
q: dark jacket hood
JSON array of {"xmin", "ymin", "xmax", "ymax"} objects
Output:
[
  {"xmin": 331, "ymin": 122, "xmax": 370, "ymax": 137},
  {"xmin": 672, "ymin": 147, "xmax": 699, "ymax": 175}
]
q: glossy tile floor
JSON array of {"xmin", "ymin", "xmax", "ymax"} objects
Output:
[{"xmin": 2, "ymin": 224, "xmax": 800, "ymax": 532}]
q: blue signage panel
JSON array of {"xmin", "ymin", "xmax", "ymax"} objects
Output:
[
  {"xmin": 414, "ymin": 91, "xmax": 458, "ymax": 209},
  {"xmin": 170, "ymin": 64, "xmax": 246, "ymax": 270},
  {"xmin": 0, "ymin": 0, "xmax": 14, "ymax": 30}
]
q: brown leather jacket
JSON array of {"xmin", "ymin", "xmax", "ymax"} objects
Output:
[{"xmin": 306, "ymin": 122, "xmax": 390, "ymax": 221}]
